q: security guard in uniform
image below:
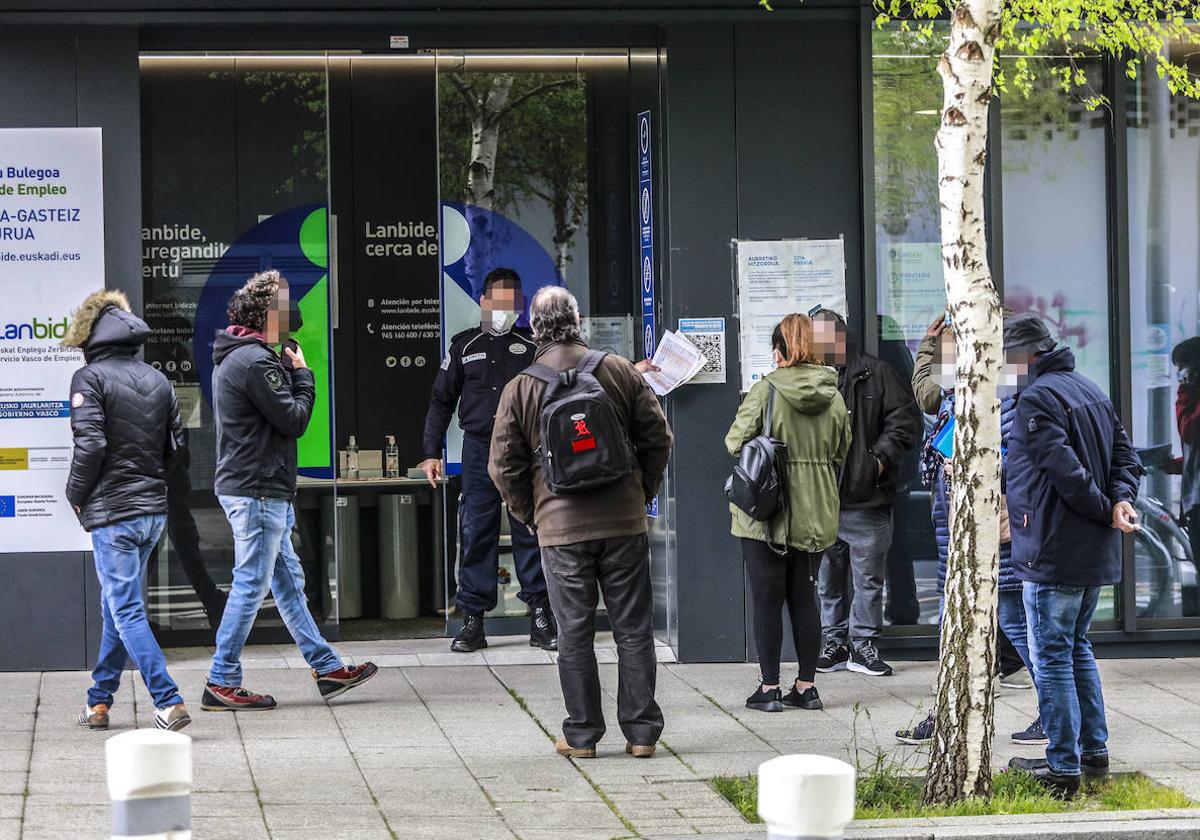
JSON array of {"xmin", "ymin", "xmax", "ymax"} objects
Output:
[{"xmin": 419, "ymin": 267, "xmax": 557, "ymax": 653}]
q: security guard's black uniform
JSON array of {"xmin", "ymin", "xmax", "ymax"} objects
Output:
[
  {"xmin": 422, "ymin": 326, "xmax": 550, "ymax": 630},
  {"xmin": 423, "ymin": 326, "xmax": 538, "ymax": 455}
]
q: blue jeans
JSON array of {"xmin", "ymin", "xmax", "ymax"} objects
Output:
[
  {"xmin": 210, "ymin": 497, "xmax": 341, "ymax": 687},
  {"xmin": 1023, "ymin": 582, "xmax": 1108, "ymax": 776},
  {"xmin": 457, "ymin": 433, "xmax": 546, "ymax": 616},
  {"xmin": 997, "ymin": 589, "xmax": 1033, "ymax": 673},
  {"xmin": 89, "ymin": 514, "xmax": 182, "ymax": 710}
]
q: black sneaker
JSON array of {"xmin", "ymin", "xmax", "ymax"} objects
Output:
[
  {"xmin": 815, "ymin": 642, "xmax": 850, "ymax": 673},
  {"xmin": 745, "ymin": 685, "xmax": 784, "ymax": 712},
  {"xmin": 451, "ymin": 613, "xmax": 487, "ymax": 653},
  {"xmin": 1007, "ymin": 756, "xmax": 1080, "ymax": 800},
  {"xmin": 1082, "ymin": 753, "xmax": 1110, "ymax": 778},
  {"xmin": 1011, "ymin": 718, "xmax": 1049, "ymax": 746},
  {"xmin": 782, "ymin": 684, "xmax": 823, "ymax": 710},
  {"xmin": 529, "ymin": 606, "xmax": 558, "ymax": 651},
  {"xmin": 896, "ymin": 712, "xmax": 934, "ymax": 745},
  {"xmin": 848, "ymin": 643, "xmax": 893, "ymax": 676}
]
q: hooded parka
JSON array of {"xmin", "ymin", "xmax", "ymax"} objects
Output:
[
  {"xmin": 725, "ymin": 365, "xmax": 852, "ymax": 552},
  {"xmin": 64, "ymin": 290, "xmax": 184, "ymax": 531}
]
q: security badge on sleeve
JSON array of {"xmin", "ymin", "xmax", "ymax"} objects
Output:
[{"xmin": 265, "ymin": 369, "xmax": 284, "ymax": 390}]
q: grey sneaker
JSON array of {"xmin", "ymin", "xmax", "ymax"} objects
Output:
[
  {"xmin": 78, "ymin": 704, "xmax": 109, "ymax": 731},
  {"xmin": 154, "ymin": 704, "xmax": 192, "ymax": 732}
]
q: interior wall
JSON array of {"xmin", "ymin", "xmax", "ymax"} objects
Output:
[
  {"xmin": 0, "ymin": 26, "xmax": 142, "ymax": 671},
  {"xmin": 662, "ymin": 17, "xmax": 864, "ymax": 663}
]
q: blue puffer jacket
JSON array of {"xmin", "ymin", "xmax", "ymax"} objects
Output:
[
  {"xmin": 931, "ymin": 393, "xmax": 1020, "ymax": 594},
  {"xmin": 1008, "ymin": 347, "xmax": 1142, "ymax": 586}
]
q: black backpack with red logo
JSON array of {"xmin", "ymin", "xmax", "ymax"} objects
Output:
[{"xmin": 522, "ymin": 350, "xmax": 637, "ymax": 494}]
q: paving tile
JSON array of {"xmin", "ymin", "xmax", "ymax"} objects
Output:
[{"xmin": 191, "ymin": 816, "xmax": 271, "ymax": 840}]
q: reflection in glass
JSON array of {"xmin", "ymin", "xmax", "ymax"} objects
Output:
[
  {"xmin": 873, "ymin": 26, "xmax": 948, "ymax": 626},
  {"xmin": 1128, "ymin": 40, "xmax": 1200, "ymax": 618},
  {"xmin": 140, "ymin": 56, "xmax": 336, "ymax": 636}
]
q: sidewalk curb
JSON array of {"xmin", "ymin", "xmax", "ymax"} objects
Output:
[{"xmin": 648, "ymin": 809, "xmax": 1200, "ymax": 839}]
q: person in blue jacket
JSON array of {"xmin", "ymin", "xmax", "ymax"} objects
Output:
[
  {"xmin": 1003, "ymin": 314, "xmax": 1142, "ymax": 799},
  {"xmin": 896, "ymin": 314, "xmax": 1043, "ymax": 747}
]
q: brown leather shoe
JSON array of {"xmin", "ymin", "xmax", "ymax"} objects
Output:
[
  {"xmin": 626, "ymin": 742, "xmax": 656, "ymax": 758},
  {"xmin": 78, "ymin": 704, "xmax": 109, "ymax": 730},
  {"xmin": 555, "ymin": 737, "xmax": 596, "ymax": 759}
]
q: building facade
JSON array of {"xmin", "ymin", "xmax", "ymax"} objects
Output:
[{"xmin": 1, "ymin": 0, "xmax": 1196, "ymax": 670}]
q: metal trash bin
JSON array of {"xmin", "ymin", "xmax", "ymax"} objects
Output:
[
  {"xmin": 321, "ymin": 494, "xmax": 361, "ymax": 620},
  {"xmin": 379, "ymin": 494, "xmax": 420, "ymax": 619}
]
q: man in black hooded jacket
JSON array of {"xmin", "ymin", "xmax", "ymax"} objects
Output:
[
  {"xmin": 64, "ymin": 288, "xmax": 191, "ymax": 733},
  {"xmin": 203, "ymin": 270, "xmax": 377, "ymax": 712}
]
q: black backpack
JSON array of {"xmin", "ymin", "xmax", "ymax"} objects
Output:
[
  {"xmin": 523, "ymin": 350, "xmax": 637, "ymax": 495},
  {"xmin": 725, "ymin": 384, "xmax": 787, "ymax": 521}
]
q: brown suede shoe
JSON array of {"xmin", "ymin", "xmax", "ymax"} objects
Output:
[
  {"xmin": 78, "ymin": 704, "xmax": 109, "ymax": 730},
  {"xmin": 626, "ymin": 743, "xmax": 656, "ymax": 758},
  {"xmin": 554, "ymin": 737, "xmax": 596, "ymax": 759}
]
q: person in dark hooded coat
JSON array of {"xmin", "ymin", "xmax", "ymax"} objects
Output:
[{"xmin": 64, "ymin": 288, "xmax": 191, "ymax": 733}]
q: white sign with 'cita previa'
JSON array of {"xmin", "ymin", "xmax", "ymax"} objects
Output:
[{"xmin": 0, "ymin": 128, "xmax": 104, "ymax": 553}]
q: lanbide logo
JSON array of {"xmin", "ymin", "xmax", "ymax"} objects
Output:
[{"xmin": 0, "ymin": 316, "xmax": 68, "ymax": 341}]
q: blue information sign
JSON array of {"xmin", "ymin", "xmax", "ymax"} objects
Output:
[
  {"xmin": 638, "ymin": 110, "xmax": 655, "ymax": 359},
  {"xmin": 637, "ymin": 111, "xmax": 659, "ymax": 518}
]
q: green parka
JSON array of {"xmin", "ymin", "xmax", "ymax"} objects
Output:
[{"xmin": 725, "ymin": 365, "xmax": 852, "ymax": 552}]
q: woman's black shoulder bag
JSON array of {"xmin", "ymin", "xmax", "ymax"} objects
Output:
[{"xmin": 724, "ymin": 383, "xmax": 787, "ymax": 522}]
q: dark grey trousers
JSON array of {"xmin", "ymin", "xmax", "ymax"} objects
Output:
[{"xmin": 541, "ymin": 532, "xmax": 664, "ymax": 749}]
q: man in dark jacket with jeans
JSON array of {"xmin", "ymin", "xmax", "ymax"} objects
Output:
[
  {"xmin": 1004, "ymin": 314, "xmax": 1142, "ymax": 798},
  {"xmin": 811, "ymin": 309, "xmax": 921, "ymax": 677},
  {"xmin": 65, "ymin": 289, "xmax": 191, "ymax": 733},
  {"xmin": 203, "ymin": 270, "xmax": 376, "ymax": 712},
  {"xmin": 490, "ymin": 286, "xmax": 672, "ymax": 759}
]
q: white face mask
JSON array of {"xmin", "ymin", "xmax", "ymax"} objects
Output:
[{"xmin": 485, "ymin": 309, "xmax": 519, "ymax": 335}]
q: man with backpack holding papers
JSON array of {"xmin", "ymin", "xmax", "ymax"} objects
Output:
[{"xmin": 489, "ymin": 286, "xmax": 673, "ymax": 760}]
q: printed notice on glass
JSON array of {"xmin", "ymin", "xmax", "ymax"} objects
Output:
[
  {"xmin": 734, "ymin": 238, "xmax": 848, "ymax": 392},
  {"xmin": 581, "ymin": 315, "xmax": 634, "ymax": 361},
  {"xmin": 0, "ymin": 128, "xmax": 104, "ymax": 553},
  {"xmin": 678, "ymin": 317, "xmax": 726, "ymax": 384}
]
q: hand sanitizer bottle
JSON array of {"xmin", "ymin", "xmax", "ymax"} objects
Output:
[
  {"xmin": 385, "ymin": 435, "xmax": 399, "ymax": 478},
  {"xmin": 347, "ymin": 435, "xmax": 360, "ymax": 480}
]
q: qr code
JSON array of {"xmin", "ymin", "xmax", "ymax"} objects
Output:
[{"xmin": 688, "ymin": 332, "xmax": 723, "ymax": 373}]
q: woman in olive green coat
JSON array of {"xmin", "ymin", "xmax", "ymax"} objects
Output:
[{"xmin": 726, "ymin": 313, "xmax": 851, "ymax": 712}]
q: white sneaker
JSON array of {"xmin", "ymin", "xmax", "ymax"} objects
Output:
[
  {"xmin": 998, "ymin": 669, "xmax": 1034, "ymax": 690},
  {"xmin": 154, "ymin": 704, "xmax": 192, "ymax": 732}
]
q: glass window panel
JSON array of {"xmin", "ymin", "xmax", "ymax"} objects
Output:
[
  {"xmin": 140, "ymin": 55, "xmax": 337, "ymax": 635},
  {"xmin": 1127, "ymin": 44, "xmax": 1200, "ymax": 620},
  {"xmin": 872, "ymin": 26, "xmax": 947, "ymax": 628}
]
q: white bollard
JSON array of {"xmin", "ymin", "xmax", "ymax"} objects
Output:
[
  {"xmin": 757, "ymin": 754, "xmax": 856, "ymax": 840},
  {"xmin": 105, "ymin": 729, "xmax": 193, "ymax": 840}
]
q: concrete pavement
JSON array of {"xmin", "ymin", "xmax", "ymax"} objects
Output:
[{"xmin": 1, "ymin": 637, "xmax": 1199, "ymax": 839}]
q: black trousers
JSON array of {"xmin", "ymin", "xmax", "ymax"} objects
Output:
[
  {"xmin": 742, "ymin": 538, "xmax": 822, "ymax": 685},
  {"xmin": 541, "ymin": 532, "xmax": 663, "ymax": 749}
]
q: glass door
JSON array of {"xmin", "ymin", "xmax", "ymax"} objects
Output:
[{"xmin": 139, "ymin": 53, "xmax": 340, "ymax": 644}]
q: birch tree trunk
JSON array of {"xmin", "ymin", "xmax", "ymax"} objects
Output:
[
  {"xmin": 464, "ymin": 74, "xmax": 515, "ymax": 210},
  {"xmin": 924, "ymin": 0, "xmax": 1005, "ymax": 805}
]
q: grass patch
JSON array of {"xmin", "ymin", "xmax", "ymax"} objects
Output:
[{"xmin": 710, "ymin": 771, "xmax": 1195, "ymax": 822}]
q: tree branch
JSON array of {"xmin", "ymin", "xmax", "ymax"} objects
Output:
[
  {"xmin": 447, "ymin": 72, "xmax": 479, "ymax": 116},
  {"xmin": 491, "ymin": 77, "xmax": 581, "ymax": 125}
]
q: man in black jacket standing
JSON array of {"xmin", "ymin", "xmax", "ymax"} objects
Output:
[
  {"xmin": 811, "ymin": 308, "xmax": 921, "ymax": 677},
  {"xmin": 1004, "ymin": 314, "xmax": 1142, "ymax": 798},
  {"xmin": 419, "ymin": 267, "xmax": 556, "ymax": 653},
  {"xmin": 64, "ymin": 289, "xmax": 191, "ymax": 732},
  {"xmin": 203, "ymin": 270, "xmax": 376, "ymax": 711}
]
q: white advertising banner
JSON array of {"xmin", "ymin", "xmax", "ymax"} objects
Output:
[
  {"xmin": 0, "ymin": 128, "xmax": 104, "ymax": 553},
  {"xmin": 734, "ymin": 237, "xmax": 848, "ymax": 391}
]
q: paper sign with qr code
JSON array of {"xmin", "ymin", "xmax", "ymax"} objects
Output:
[{"xmin": 677, "ymin": 318, "xmax": 726, "ymax": 384}]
